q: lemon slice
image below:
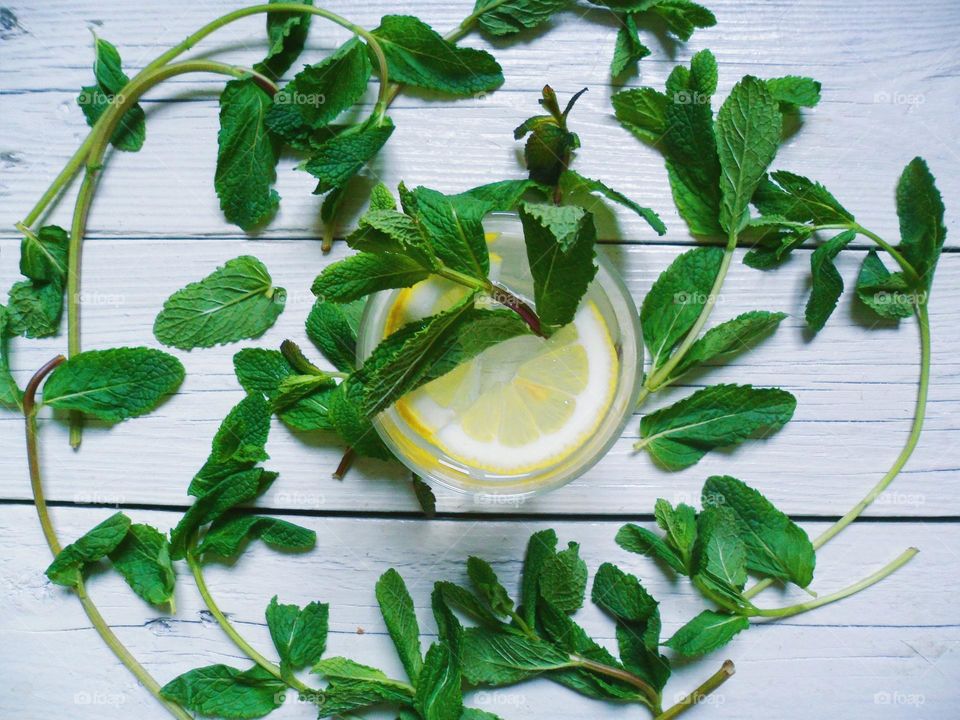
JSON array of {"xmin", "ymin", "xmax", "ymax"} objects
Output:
[{"xmin": 394, "ymin": 300, "xmax": 618, "ymax": 475}]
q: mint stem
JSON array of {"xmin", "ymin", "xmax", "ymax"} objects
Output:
[
  {"xmin": 23, "ymin": 357, "xmax": 195, "ymax": 720},
  {"xmin": 570, "ymin": 654, "xmax": 662, "ymax": 711},
  {"xmin": 654, "ymin": 660, "xmax": 735, "ymax": 720},
  {"xmin": 333, "ymin": 447, "xmax": 356, "ymax": 480}
]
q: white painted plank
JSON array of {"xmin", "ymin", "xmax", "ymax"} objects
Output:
[
  {"xmin": 0, "ymin": 239, "xmax": 955, "ymax": 515},
  {"xmin": 1, "ymin": 1, "xmax": 957, "ymax": 244},
  {"xmin": 2, "ymin": 506, "xmax": 957, "ymax": 719}
]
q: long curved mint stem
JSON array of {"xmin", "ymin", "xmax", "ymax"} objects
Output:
[{"xmin": 654, "ymin": 660, "xmax": 735, "ymax": 720}]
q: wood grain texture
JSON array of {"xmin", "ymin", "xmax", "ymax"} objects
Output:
[{"xmin": 2, "ymin": 506, "xmax": 957, "ymax": 719}]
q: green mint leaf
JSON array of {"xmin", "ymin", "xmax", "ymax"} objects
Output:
[
  {"xmin": 641, "ymin": 246, "xmax": 723, "ymax": 370},
  {"xmin": 461, "ymin": 709, "xmax": 505, "ymax": 720},
  {"xmin": 637, "ymin": 384, "xmax": 797, "ymax": 470},
  {"xmin": 615, "ymin": 524, "xmax": 687, "ymax": 575},
  {"xmin": 648, "ymin": 0, "xmax": 717, "ymax": 41},
  {"xmin": 401, "ymin": 185, "xmax": 490, "ymax": 279},
  {"xmin": 805, "ymin": 229, "xmax": 857, "ymax": 332},
  {"xmin": 654, "ymin": 498, "xmax": 699, "ymax": 559},
  {"xmin": 519, "ymin": 202, "xmax": 598, "ymax": 333},
  {"xmin": 370, "ymin": 15, "xmax": 504, "ymax": 95},
  {"xmin": 370, "ymin": 181, "xmax": 398, "ymax": 210},
  {"xmin": 764, "ymin": 76, "xmax": 822, "ymax": 108},
  {"xmin": 346, "ymin": 209, "xmax": 438, "ymax": 269},
  {"xmin": 376, "ymin": 568, "xmax": 424, "ymax": 683},
  {"xmin": 273, "ymin": 373, "xmax": 336, "ymax": 411},
  {"xmin": 415, "ymin": 643, "xmax": 463, "ymax": 720},
  {"xmin": 216, "ymin": 79, "xmax": 281, "ymax": 230},
  {"xmin": 716, "ymin": 76, "xmax": 783, "ymax": 235},
  {"xmin": 662, "ymin": 50, "xmax": 723, "ymax": 235},
  {"xmin": 665, "ymin": 610, "xmax": 749, "ymax": 657},
  {"xmin": 611, "ymin": 87, "xmax": 668, "ymax": 143},
  {"xmin": 611, "ymin": 13, "xmax": 650, "ymax": 77},
  {"xmin": 313, "ymin": 657, "xmax": 407, "ymax": 687},
  {"xmin": 160, "ymin": 664, "xmax": 285, "ymax": 718},
  {"xmin": 895, "ymin": 157, "xmax": 946, "ymax": 291},
  {"xmin": 254, "ymin": 0, "xmax": 313, "ymax": 80},
  {"xmin": 20, "ymin": 224, "xmax": 68, "ymax": 283},
  {"xmin": 456, "ymin": 179, "xmax": 543, "ymax": 209},
  {"xmin": 473, "ymin": 0, "xmax": 569, "ymax": 36},
  {"xmin": 437, "ymin": 582, "xmax": 511, "ymax": 632},
  {"xmin": 0, "ymin": 306, "xmax": 22, "ymax": 410},
  {"xmin": 412, "ymin": 475, "xmax": 437, "ymax": 517},
  {"xmin": 515, "ymin": 113, "xmax": 579, "ymax": 186},
  {"xmin": 266, "ymin": 38, "xmax": 371, "ymax": 144},
  {"xmin": 431, "ymin": 584, "xmax": 465, "ymax": 658},
  {"xmin": 197, "ymin": 513, "xmax": 316, "ymax": 559},
  {"xmin": 45, "ymin": 512, "xmax": 131, "ymax": 587},
  {"xmin": 742, "ymin": 226, "xmax": 813, "ymax": 269},
  {"xmin": 752, "ymin": 170, "xmax": 853, "ymax": 225},
  {"xmin": 669, "ymin": 310, "xmax": 787, "ymax": 381},
  {"xmin": 108, "ymin": 523, "xmax": 175, "ymax": 607},
  {"xmin": 171, "ymin": 467, "xmax": 276, "ymax": 560},
  {"xmin": 312, "ymin": 251, "xmax": 430, "ymax": 303},
  {"xmin": 591, "ymin": 562, "xmax": 658, "ymax": 623},
  {"xmin": 190, "ymin": 393, "xmax": 272, "ymax": 497},
  {"xmin": 326, "ymin": 380, "xmax": 392, "ymax": 459},
  {"xmin": 538, "ymin": 541, "xmax": 588, "ymax": 614},
  {"xmin": 318, "ymin": 679, "xmax": 414, "ymax": 715},
  {"xmin": 42, "ymin": 347, "xmax": 184, "ymax": 422},
  {"xmin": 467, "ymin": 557, "xmax": 515, "ymax": 617},
  {"xmin": 461, "ymin": 628, "xmax": 571, "ymax": 685},
  {"xmin": 266, "ymin": 596, "xmax": 329, "ymax": 670},
  {"xmin": 702, "ymin": 474, "xmax": 816, "ymax": 587},
  {"xmin": 233, "ymin": 348, "xmax": 293, "ymax": 400},
  {"xmin": 559, "ymin": 170, "xmax": 666, "ymax": 235},
  {"xmin": 856, "ymin": 250, "xmax": 915, "ymax": 319},
  {"xmin": 302, "ymin": 119, "xmax": 395, "ymax": 195},
  {"xmin": 6, "ymin": 280, "xmax": 62, "ymax": 338},
  {"xmin": 153, "ymin": 256, "xmax": 285, "ymax": 350},
  {"xmin": 77, "ymin": 37, "xmax": 145, "ymax": 152},
  {"xmin": 520, "ymin": 529, "xmax": 558, "ymax": 626},
  {"xmin": 693, "ymin": 505, "xmax": 749, "ymax": 604}
]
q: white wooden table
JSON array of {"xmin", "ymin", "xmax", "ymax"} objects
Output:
[{"xmin": 2, "ymin": 1, "xmax": 958, "ymax": 718}]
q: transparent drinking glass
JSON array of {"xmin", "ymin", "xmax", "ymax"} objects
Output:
[{"xmin": 356, "ymin": 212, "xmax": 643, "ymax": 497}]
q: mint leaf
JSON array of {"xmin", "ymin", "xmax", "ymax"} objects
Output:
[
  {"xmin": 520, "ymin": 529, "xmax": 558, "ymax": 626},
  {"xmin": 559, "ymin": 170, "xmax": 666, "ymax": 235},
  {"xmin": 42, "ymin": 347, "xmax": 184, "ymax": 422},
  {"xmin": 641, "ymin": 247, "xmax": 724, "ymax": 370},
  {"xmin": 611, "ymin": 87, "xmax": 668, "ymax": 143},
  {"xmin": 401, "ymin": 186, "xmax": 490, "ymax": 279},
  {"xmin": 216, "ymin": 78, "xmax": 281, "ymax": 230},
  {"xmin": 415, "ymin": 643, "xmax": 463, "ymax": 720},
  {"xmin": 266, "ymin": 38, "xmax": 371, "ymax": 145},
  {"xmin": 742, "ymin": 226, "xmax": 814, "ymax": 269},
  {"xmin": 716, "ymin": 76, "xmax": 783, "ymax": 234},
  {"xmin": 318, "ymin": 679, "xmax": 414, "ymax": 715},
  {"xmin": 615, "ymin": 524, "xmax": 687, "ymax": 575},
  {"xmin": 273, "ymin": 374, "xmax": 336, "ymax": 412},
  {"xmin": 370, "ymin": 181, "xmax": 397, "ymax": 210},
  {"xmin": 895, "ymin": 157, "xmax": 946, "ymax": 291},
  {"xmin": 693, "ymin": 505, "xmax": 748, "ymax": 604},
  {"xmin": 233, "ymin": 348, "xmax": 293, "ymax": 400},
  {"xmin": 77, "ymin": 37, "xmax": 145, "ymax": 152},
  {"xmin": 326, "ymin": 380, "xmax": 392, "ymax": 460},
  {"xmin": 539, "ymin": 541, "xmax": 588, "ymax": 614},
  {"xmin": 591, "ymin": 562, "xmax": 657, "ymax": 623},
  {"xmin": 46, "ymin": 512, "xmax": 131, "ymax": 587},
  {"xmin": 6, "ymin": 280, "xmax": 63, "ymax": 338},
  {"xmin": 467, "ymin": 557, "xmax": 514, "ymax": 617},
  {"xmin": 461, "ymin": 629, "xmax": 571, "ymax": 685},
  {"xmin": 437, "ymin": 582, "xmax": 509, "ymax": 632},
  {"xmin": 856, "ymin": 250, "xmax": 915, "ymax": 319},
  {"xmin": 648, "ymin": 0, "xmax": 717, "ymax": 41},
  {"xmin": 702, "ymin": 474, "xmax": 816, "ymax": 587},
  {"xmin": 302, "ymin": 119, "xmax": 395, "ymax": 194},
  {"xmin": 412, "ymin": 475, "xmax": 437, "ymax": 518},
  {"xmin": 161, "ymin": 664, "xmax": 285, "ymax": 719},
  {"xmin": 519, "ymin": 202, "xmax": 598, "ymax": 333},
  {"xmin": 473, "ymin": 0, "xmax": 569, "ymax": 36},
  {"xmin": 266, "ymin": 596, "xmax": 329, "ymax": 670},
  {"xmin": 197, "ymin": 513, "xmax": 316, "ymax": 558},
  {"xmin": 254, "ymin": 0, "xmax": 313, "ymax": 80},
  {"xmin": 370, "ymin": 15, "xmax": 504, "ymax": 95},
  {"xmin": 666, "ymin": 610, "xmax": 749, "ymax": 657},
  {"xmin": 637, "ymin": 384, "xmax": 797, "ymax": 470},
  {"xmin": 108, "ymin": 523, "xmax": 175, "ymax": 607},
  {"xmin": 752, "ymin": 171, "xmax": 853, "ymax": 225},
  {"xmin": 20, "ymin": 224, "xmax": 68, "ymax": 283},
  {"xmin": 312, "ymin": 251, "xmax": 430, "ymax": 303},
  {"xmin": 514, "ymin": 90, "xmax": 582, "ymax": 187},
  {"xmin": 313, "ymin": 657, "xmax": 408, "ymax": 687},
  {"xmin": 668, "ymin": 310, "xmax": 787, "ymax": 381},
  {"xmin": 456, "ymin": 179, "xmax": 543, "ymax": 209},
  {"xmin": 153, "ymin": 256, "xmax": 285, "ymax": 350},
  {"xmin": 654, "ymin": 499, "xmax": 698, "ymax": 562},
  {"xmin": 190, "ymin": 393, "xmax": 272, "ymax": 497},
  {"xmin": 806, "ymin": 229, "xmax": 857, "ymax": 332},
  {"xmin": 765, "ymin": 76, "xmax": 822, "ymax": 108},
  {"xmin": 376, "ymin": 569, "xmax": 423, "ymax": 683},
  {"xmin": 347, "ymin": 209, "xmax": 438, "ymax": 269},
  {"xmin": 611, "ymin": 13, "xmax": 650, "ymax": 76},
  {"xmin": 0, "ymin": 306, "xmax": 22, "ymax": 410}
]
